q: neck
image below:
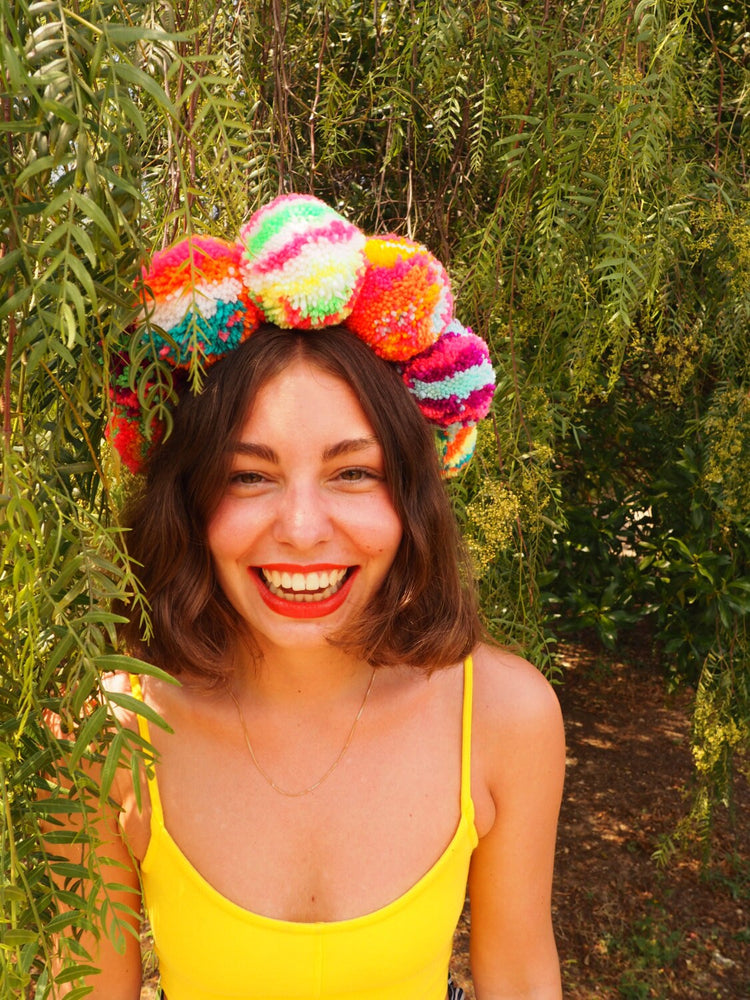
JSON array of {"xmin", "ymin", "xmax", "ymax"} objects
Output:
[{"xmin": 230, "ymin": 637, "xmax": 373, "ymax": 708}]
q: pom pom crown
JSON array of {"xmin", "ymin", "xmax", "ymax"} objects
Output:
[{"xmin": 111, "ymin": 195, "xmax": 495, "ymax": 475}]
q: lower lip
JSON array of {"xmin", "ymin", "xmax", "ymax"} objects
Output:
[{"xmin": 251, "ymin": 569, "xmax": 358, "ymax": 619}]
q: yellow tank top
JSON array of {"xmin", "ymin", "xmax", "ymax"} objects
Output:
[{"xmin": 130, "ymin": 657, "xmax": 478, "ymax": 1000}]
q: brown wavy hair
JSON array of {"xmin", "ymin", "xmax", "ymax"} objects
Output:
[{"xmin": 117, "ymin": 325, "xmax": 481, "ymax": 680}]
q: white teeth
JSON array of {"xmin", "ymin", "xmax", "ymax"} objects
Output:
[{"xmin": 260, "ymin": 568, "xmax": 348, "ymax": 602}]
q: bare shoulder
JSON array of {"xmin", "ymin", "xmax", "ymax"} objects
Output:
[
  {"xmin": 100, "ymin": 669, "xmax": 180, "ymax": 724},
  {"xmin": 101, "ymin": 669, "xmax": 138, "ymax": 703},
  {"xmin": 101, "ymin": 670, "xmax": 134, "ymax": 696},
  {"xmin": 470, "ymin": 643, "xmax": 565, "ymax": 827},
  {"xmin": 471, "ymin": 642, "xmax": 564, "ymax": 737},
  {"xmin": 43, "ymin": 671, "xmax": 140, "ymax": 743}
]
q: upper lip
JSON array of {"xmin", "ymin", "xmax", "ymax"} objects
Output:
[{"xmin": 255, "ymin": 563, "xmax": 350, "ymax": 572}]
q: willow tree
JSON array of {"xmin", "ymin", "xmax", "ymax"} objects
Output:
[{"xmin": 2, "ymin": 0, "xmax": 748, "ymax": 995}]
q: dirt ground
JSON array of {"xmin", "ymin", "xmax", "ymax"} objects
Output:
[
  {"xmin": 141, "ymin": 632, "xmax": 749, "ymax": 999},
  {"xmin": 450, "ymin": 632, "xmax": 749, "ymax": 1000}
]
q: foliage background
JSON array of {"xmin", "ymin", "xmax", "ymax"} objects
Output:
[{"xmin": 1, "ymin": 0, "xmax": 748, "ymax": 995}]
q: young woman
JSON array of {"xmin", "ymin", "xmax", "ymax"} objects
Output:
[{"xmin": 66, "ymin": 196, "xmax": 565, "ymax": 1000}]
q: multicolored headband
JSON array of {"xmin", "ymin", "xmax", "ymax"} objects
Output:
[{"xmin": 107, "ymin": 194, "xmax": 495, "ymax": 477}]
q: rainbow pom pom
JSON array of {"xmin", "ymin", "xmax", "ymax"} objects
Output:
[
  {"xmin": 239, "ymin": 195, "xmax": 366, "ymax": 328},
  {"xmin": 106, "ymin": 382, "xmax": 164, "ymax": 475},
  {"xmin": 140, "ymin": 236, "xmax": 261, "ymax": 368},
  {"xmin": 398, "ymin": 320, "xmax": 495, "ymax": 427},
  {"xmin": 436, "ymin": 425, "xmax": 478, "ymax": 478},
  {"xmin": 345, "ymin": 236, "xmax": 454, "ymax": 362}
]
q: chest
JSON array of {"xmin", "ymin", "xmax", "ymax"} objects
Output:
[{"xmin": 128, "ymin": 673, "xmax": 468, "ymax": 922}]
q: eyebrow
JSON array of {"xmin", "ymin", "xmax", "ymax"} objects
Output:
[
  {"xmin": 323, "ymin": 436, "xmax": 380, "ymax": 461},
  {"xmin": 229, "ymin": 437, "xmax": 380, "ymax": 463},
  {"xmin": 230, "ymin": 442, "xmax": 278, "ymax": 462}
]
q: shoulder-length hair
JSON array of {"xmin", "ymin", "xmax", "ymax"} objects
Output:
[{"xmin": 117, "ymin": 325, "xmax": 481, "ymax": 681}]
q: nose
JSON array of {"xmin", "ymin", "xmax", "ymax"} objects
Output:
[{"xmin": 271, "ymin": 481, "xmax": 333, "ymax": 551}]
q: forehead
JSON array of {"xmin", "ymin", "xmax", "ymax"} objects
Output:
[{"xmin": 238, "ymin": 358, "xmax": 377, "ymax": 442}]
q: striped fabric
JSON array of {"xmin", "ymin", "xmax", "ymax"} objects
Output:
[{"xmin": 447, "ymin": 974, "xmax": 466, "ymax": 1000}]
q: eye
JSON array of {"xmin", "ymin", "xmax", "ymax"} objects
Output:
[
  {"xmin": 229, "ymin": 470, "xmax": 267, "ymax": 487},
  {"xmin": 335, "ymin": 467, "xmax": 383, "ymax": 485}
]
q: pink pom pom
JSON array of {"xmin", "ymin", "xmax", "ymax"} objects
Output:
[{"xmin": 399, "ymin": 321, "xmax": 495, "ymax": 428}]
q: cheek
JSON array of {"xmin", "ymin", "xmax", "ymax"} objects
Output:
[
  {"xmin": 357, "ymin": 502, "xmax": 403, "ymax": 558},
  {"xmin": 206, "ymin": 499, "xmax": 247, "ymax": 559},
  {"xmin": 381, "ymin": 516, "xmax": 403, "ymax": 556}
]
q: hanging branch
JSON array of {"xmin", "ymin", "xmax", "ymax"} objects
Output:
[
  {"xmin": 702, "ymin": 0, "xmax": 725, "ymax": 174},
  {"xmin": 308, "ymin": 6, "xmax": 329, "ymax": 193},
  {"xmin": 1, "ymin": 69, "xmax": 16, "ymax": 466},
  {"xmin": 272, "ymin": 0, "xmax": 291, "ymax": 190}
]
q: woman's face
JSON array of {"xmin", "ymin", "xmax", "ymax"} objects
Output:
[{"xmin": 207, "ymin": 358, "xmax": 403, "ymax": 655}]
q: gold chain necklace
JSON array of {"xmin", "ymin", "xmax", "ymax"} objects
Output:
[{"xmin": 228, "ymin": 669, "xmax": 375, "ymax": 798}]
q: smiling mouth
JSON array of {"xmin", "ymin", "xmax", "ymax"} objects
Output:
[{"xmin": 257, "ymin": 567, "xmax": 352, "ymax": 603}]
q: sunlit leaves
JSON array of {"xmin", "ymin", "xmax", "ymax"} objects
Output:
[
  {"xmin": 0, "ymin": 0, "xmax": 244, "ymax": 992},
  {"xmin": 1, "ymin": 0, "xmax": 748, "ymax": 991}
]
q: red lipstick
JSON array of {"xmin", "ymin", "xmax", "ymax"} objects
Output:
[
  {"xmin": 259, "ymin": 563, "xmax": 348, "ymax": 573},
  {"xmin": 251, "ymin": 567, "xmax": 358, "ymax": 619}
]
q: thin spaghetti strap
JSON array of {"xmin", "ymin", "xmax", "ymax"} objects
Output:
[
  {"xmin": 128, "ymin": 674, "xmax": 150, "ymax": 741},
  {"xmin": 460, "ymin": 655, "xmax": 474, "ymax": 817},
  {"xmin": 128, "ymin": 674, "xmax": 164, "ymax": 826}
]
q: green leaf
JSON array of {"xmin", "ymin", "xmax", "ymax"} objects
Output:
[
  {"xmin": 51, "ymin": 963, "xmax": 101, "ymax": 984},
  {"xmin": 105, "ymin": 25, "xmax": 190, "ymax": 44},
  {"xmin": 68, "ymin": 705, "xmax": 109, "ymax": 770},
  {"xmin": 112, "ymin": 61, "xmax": 177, "ymax": 117},
  {"xmin": 14, "ymin": 154, "xmax": 58, "ymax": 186},
  {"xmin": 40, "ymin": 98, "xmax": 80, "ymax": 125},
  {"xmin": 72, "ymin": 192, "xmax": 120, "ymax": 247},
  {"xmin": 105, "ymin": 690, "xmax": 172, "ymax": 732},
  {"xmin": 56, "ymin": 985, "xmax": 98, "ymax": 1000},
  {"xmin": 0, "ymin": 248, "xmax": 24, "ymax": 275},
  {"xmin": 0, "ymin": 283, "xmax": 33, "ymax": 319},
  {"xmin": 94, "ymin": 654, "xmax": 180, "ymax": 685},
  {"xmin": 98, "ymin": 729, "xmax": 125, "ymax": 801}
]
